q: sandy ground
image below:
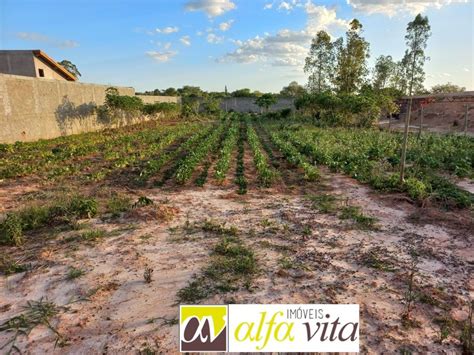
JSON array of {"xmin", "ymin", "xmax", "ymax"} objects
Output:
[{"xmin": 1, "ymin": 167, "xmax": 472, "ymax": 353}]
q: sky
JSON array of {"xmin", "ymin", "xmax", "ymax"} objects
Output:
[{"xmin": 0, "ymin": 0, "xmax": 473, "ymax": 93}]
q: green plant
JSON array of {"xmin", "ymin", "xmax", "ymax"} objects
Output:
[
  {"xmin": 79, "ymin": 229, "xmax": 106, "ymax": 242},
  {"xmin": 0, "ymin": 299, "xmax": 65, "ymax": 353},
  {"xmin": 144, "ymin": 267, "xmax": 154, "ymax": 284},
  {"xmin": 340, "ymin": 206, "xmax": 377, "ymax": 230},
  {"xmin": 66, "ymin": 267, "xmax": 85, "ymax": 280},
  {"xmin": 0, "ymin": 256, "xmax": 28, "ymax": 275},
  {"xmin": 308, "ymin": 194, "xmax": 338, "ymax": 213},
  {"xmin": 0, "ymin": 214, "xmax": 23, "ymax": 246},
  {"xmin": 133, "ymin": 196, "xmax": 154, "ymax": 208},
  {"xmin": 247, "ymin": 122, "xmax": 277, "ymax": 187},
  {"xmin": 106, "ymin": 194, "xmax": 132, "ymax": 217}
]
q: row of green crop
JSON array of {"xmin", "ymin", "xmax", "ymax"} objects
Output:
[
  {"xmin": 175, "ymin": 123, "xmax": 227, "ymax": 184},
  {"xmin": 138, "ymin": 124, "xmax": 213, "ymax": 183},
  {"xmin": 235, "ymin": 120, "xmax": 248, "ymax": 194},
  {"xmin": 247, "ymin": 121, "xmax": 277, "ymax": 187},
  {"xmin": 215, "ymin": 121, "xmax": 239, "ymax": 182},
  {"xmin": 279, "ymin": 125, "xmax": 473, "ymax": 208},
  {"xmin": 266, "ymin": 129, "xmax": 319, "ymax": 181},
  {"xmin": 0, "ymin": 120, "xmax": 172, "ymax": 179},
  {"xmin": 85, "ymin": 122, "xmax": 199, "ymax": 182}
]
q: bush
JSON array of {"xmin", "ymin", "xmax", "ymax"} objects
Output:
[
  {"xmin": 0, "ymin": 195, "xmax": 98, "ymax": 246},
  {"xmin": 0, "ymin": 214, "xmax": 23, "ymax": 246},
  {"xmin": 142, "ymin": 102, "xmax": 180, "ymax": 117},
  {"xmin": 280, "ymin": 108, "xmax": 292, "ymax": 119},
  {"xmin": 404, "ymin": 177, "xmax": 430, "ymax": 201}
]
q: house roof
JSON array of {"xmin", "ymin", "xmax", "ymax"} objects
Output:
[{"xmin": 32, "ymin": 50, "xmax": 77, "ymax": 81}]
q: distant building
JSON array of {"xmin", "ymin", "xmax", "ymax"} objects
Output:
[{"xmin": 0, "ymin": 50, "xmax": 76, "ymax": 81}]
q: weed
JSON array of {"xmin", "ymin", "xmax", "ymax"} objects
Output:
[
  {"xmin": 201, "ymin": 220, "xmax": 238, "ymax": 237},
  {"xmin": 278, "ymin": 256, "xmax": 294, "ymax": 270},
  {"xmin": 106, "ymin": 194, "xmax": 132, "ymax": 217},
  {"xmin": 0, "ymin": 214, "xmax": 23, "ymax": 246},
  {"xmin": 0, "ymin": 255, "xmax": 28, "ymax": 276},
  {"xmin": 401, "ymin": 257, "xmax": 419, "ymax": 328},
  {"xmin": 340, "ymin": 206, "xmax": 377, "ymax": 230},
  {"xmin": 0, "ymin": 298, "xmax": 66, "ymax": 353},
  {"xmin": 66, "ymin": 267, "xmax": 85, "ymax": 280},
  {"xmin": 308, "ymin": 194, "xmax": 338, "ymax": 214},
  {"xmin": 144, "ymin": 267, "xmax": 154, "ymax": 283},
  {"xmin": 360, "ymin": 247, "xmax": 397, "ymax": 272},
  {"xmin": 133, "ymin": 196, "xmax": 154, "ymax": 208},
  {"xmin": 79, "ymin": 229, "xmax": 106, "ymax": 242},
  {"xmin": 177, "ymin": 277, "xmax": 210, "ymax": 303},
  {"xmin": 177, "ymin": 233, "xmax": 256, "ymax": 303}
]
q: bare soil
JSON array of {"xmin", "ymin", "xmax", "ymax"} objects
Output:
[{"xmin": 1, "ymin": 169, "xmax": 472, "ymax": 353}]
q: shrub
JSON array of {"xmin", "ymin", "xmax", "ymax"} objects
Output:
[
  {"xmin": 0, "ymin": 214, "xmax": 23, "ymax": 246},
  {"xmin": 142, "ymin": 102, "xmax": 180, "ymax": 118},
  {"xmin": 404, "ymin": 177, "xmax": 430, "ymax": 201}
]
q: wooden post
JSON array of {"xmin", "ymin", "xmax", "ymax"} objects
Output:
[
  {"xmin": 464, "ymin": 105, "xmax": 469, "ymax": 135},
  {"xmin": 400, "ymin": 97, "xmax": 413, "ymax": 183},
  {"xmin": 418, "ymin": 106, "xmax": 423, "ymax": 138}
]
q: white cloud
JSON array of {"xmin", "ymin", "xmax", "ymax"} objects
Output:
[
  {"xmin": 180, "ymin": 35, "xmax": 192, "ymax": 46},
  {"xmin": 163, "ymin": 42, "xmax": 172, "ymax": 50},
  {"xmin": 156, "ymin": 26, "xmax": 179, "ymax": 34},
  {"xmin": 278, "ymin": 1, "xmax": 293, "ymax": 11},
  {"xmin": 146, "ymin": 50, "xmax": 178, "ymax": 62},
  {"xmin": 463, "ymin": 68, "xmax": 470, "ymax": 72},
  {"xmin": 219, "ymin": 20, "xmax": 234, "ymax": 31},
  {"xmin": 185, "ymin": 0, "xmax": 236, "ymax": 17},
  {"xmin": 264, "ymin": 3, "xmax": 273, "ymax": 9},
  {"xmin": 207, "ymin": 33, "xmax": 224, "ymax": 44},
  {"xmin": 347, "ymin": 0, "xmax": 468, "ymax": 16},
  {"xmin": 305, "ymin": 3, "xmax": 350, "ymax": 33},
  {"xmin": 220, "ymin": 29, "xmax": 313, "ymax": 67},
  {"xmin": 15, "ymin": 32, "xmax": 79, "ymax": 48},
  {"xmin": 220, "ymin": 2, "xmax": 349, "ymax": 67}
]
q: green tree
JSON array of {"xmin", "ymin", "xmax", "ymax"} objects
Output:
[
  {"xmin": 58, "ymin": 60, "xmax": 81, "ymax": 78},
  {"xmin": 431, "ymin": 82, "xmax": 466, "ymax": 94},
  {"xmin": 178, "ymin": 86, "xmax": 203, "ymax": 97},
  {"xmin": 280, "ymin": 81, "xmax": 306, "ymax": 97},
  {"xmin": 304, "ymin": 31, "xmax": 337, "ymax": 93},
  {"xmin": 163, "ymin": 87, "xmax": 178, "ymax": 96},
  {"xmin": 373, "ymin": 55, "xmax": 395, "ymax": 91},
  {"xmin": 400, "ymin": 14, "xmax": 431, "ymax": 182},
  {"xmin": 232, "ymin": 88, "xmax": 254, "ymax": 97},
  {"xmin": 334, "ymin": 19, "xmax": 370, "ymax": 94},
  {"xmin": 255, "ymin": 93, "xmax": 277, "ymax": 112}
]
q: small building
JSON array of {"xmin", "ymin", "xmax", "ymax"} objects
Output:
[{"xmin": 0, "ymin": 50, "xmax": 76, "ymax": 81}]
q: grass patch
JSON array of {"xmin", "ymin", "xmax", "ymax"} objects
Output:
[
  {"xmin": 0, "ymin": 195, "xmax": 98, "ymax": 246},
  {"xmin": 79, "ymin": 229, "xmax": 106, "ymax": 242},
  {"xmin": 0, "ymin": 255, "xmax": 29, "ymax": 276},
  {"xmin": 66, "ymin": 267, "xmax": 85, "ymax": 280},
  {"xmin": 360, "ymin": 247, "xmax": 397, "ymax": 272},
  {"xmin": 106, "ymin": 194, "xmax": 132, "ymax": 217},
  {"xmin": 177, "ymin": 232, "xmax": 256, "ymax": 304},
  {"xmin": 308, "ymin": 194, "xmax": 339, "ymax": 214},
  {"xmin": 340, "ymin": 206, "xmax": 377, "ymax": 230}
]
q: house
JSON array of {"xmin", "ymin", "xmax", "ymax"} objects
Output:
[{"xmin": 0, "ymin": 50, "xmax": 76, "ymax": 81}]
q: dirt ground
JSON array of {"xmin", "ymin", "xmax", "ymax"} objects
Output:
[{"xmin": 1, "ymin": 166, "xmax": 472, "ymax": 354}]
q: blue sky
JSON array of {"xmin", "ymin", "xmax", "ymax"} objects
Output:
[{"xmin": 0, "ymin": 0, "xmax": 472, "ymax": 92}]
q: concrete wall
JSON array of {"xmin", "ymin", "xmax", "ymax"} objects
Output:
[
  {"xmin": 136, "ymin": 95, "xmax": 181, "ymax": 104},
  {"xmin": 0, "ymin": 74, "xmax": 136, "ymax": 143},
  {"xmin": 0, "ymin": 51, "xmax": 36, "ymax": 78},
  {"xmin": 221, "ymin": 97, "xmax": 295, "ymax": 113},
  {"xmin": 398, "ymin": 92, "xmax": 474, "ymax": 133}
]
